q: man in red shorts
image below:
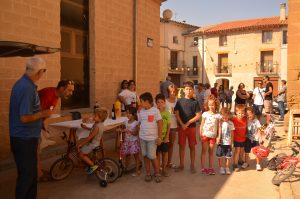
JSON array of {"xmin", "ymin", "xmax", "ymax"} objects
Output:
[
  {"xmin": 174, "ymin": 81, "xmax": 201, "ymax": 173},
  {"xmin": 37, "ymin": 80, "xmax": 75, "ymax": 181}
]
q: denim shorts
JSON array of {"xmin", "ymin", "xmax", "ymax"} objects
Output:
[
  {"xmin": 140, "ymin": 139, "xmax": 157, "ymax": 160},
  {"xmin": 216, "ymin": 144, "xmax": 232, "ymax": 158}
]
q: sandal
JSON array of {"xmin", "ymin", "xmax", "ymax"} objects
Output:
[
  {"xmin": 174, "ymin": 165, "xmax": 184, "ymax": 172},
  {"xmin": 154, "ymin": 174, "xmax": 162, "ymax": 183},
  {"xmin": 145, "ymin": 174, "xmax": 152, "ymax": 182},
  {"xmin": 167, "ymin": 163, "xmax": 177, "ymax": 169}
]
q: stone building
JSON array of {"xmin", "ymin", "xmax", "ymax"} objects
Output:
[{"xmin": 0, "ymin": 0, "xmax": 165, "ymax": 161}]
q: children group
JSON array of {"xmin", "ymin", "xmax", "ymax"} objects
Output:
[{"xmin": 77, "ymin": 81, "xmax": 264, "ymax": 183}]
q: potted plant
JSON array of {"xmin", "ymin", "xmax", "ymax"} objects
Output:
[{"xmin": 222, "ymin": 65, "xmax": 228, "ymax": 73}]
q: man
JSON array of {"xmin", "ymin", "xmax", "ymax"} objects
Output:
[
  {"xmin": 210, "ymin": 82, "xmax": 218, "ymax": 98},
  {"xmin": 160, "ymin": 76, "xmax": 173, "ymax": 98},
  {"xmin": 37, "ymin": 80, "xmax": 75, "ymax": 181},
  {"xmin": 252, "ymin": 80, "xmax": 265, "ymax": 120},
  {"xmin": 263, "ymin": 76, "xmax": 273, "ymax": 123},
  {"xmin": 9, "ymin": 56, "xmax": 52, "ymax": 199},
  {"xmin": 195, "ymin": 83, "xmax": 205, "ymax": 111},
  {"xmin": 276, "ymin": 80, "xmax": 287, "ymax": 121}
]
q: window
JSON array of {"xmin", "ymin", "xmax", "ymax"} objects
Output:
[
  {"xmin": 262, "ymin": 31, "xmax": 273, "ymax": 43},
  {"xmin": 260, "ymin": 51, "xmax": 274, "ymax": 72},
  {"xmin": 282, "ymin": 30, "xmax": 288, "ymax": 45},
  {"xmin": 219, "ymin": 35, "xmax": 227, "ymax": 46},
  {"xmin": 60, "ymin": 0, "xmax": 89, "ymax": 110},
  {"xmin": 170, "ymin": 51, "xmax": 178, "ymax": 69},
  {"xmin": 218, "ymin": 54, "xmax": 228, "ymax": 73},
  {"xmin": 173, "ymin": 36, "xmax": 178, "ymax": 44},
  {"xmin": 192, "ymin": 56, "xmax": 198, "ymax": 75},
  {"xmin": 193, "ymin": 37, "xmax": 198, "ymax": 46}
]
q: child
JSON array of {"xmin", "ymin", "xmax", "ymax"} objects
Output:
[
  {"xmin": 216, "ymin": 107, "xmax": 235, "ymax": 175},
  {"xmin": 155, "ymin": 94, "xmax": 171, "ymax": 177},
  {"xmin": 174, "ymin": 81, "xmax": 201, "ymax": 173},
  {"xmin": 166, "ymin": 84, "xmax": 178, "ymax": 168},
  {"xmin": 138, "ymin": 92, "xmax": 163, "ymax": 183},
  {"xmin": 244, "ymin": 107, "xmax": 262, "ymax": 171},
  {"xmin": 77, "ymin": 108, "xmax": 108, "ymax": 174},
  {"xmin": 122, "ymin": 107, "xmax": 141, "ymax": 176},
  {"xmin": 200, "ymin": 95, "xmax": 221, "ymax": 175},
  {"xmin": 232, "ymin": 104, "xmax": 247, "ymax": 170}
]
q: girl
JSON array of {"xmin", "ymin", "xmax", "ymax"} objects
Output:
[
  {"xmin": 244, "ymin": 107, "xmax": 262, "ymax": 171},
  {"xmin": 122, "ymin": 107, "xmax": 141, "ymax": 176},
  {"xmin": 166, "ymin": 84, "xmax": 178, "ymax": 169},
  {"xmin": 200, "ymin": 95, "xmax": 221, "ymax": 175},
  {"xmin": 78, "ymin": 108, "xmax": 108, "ymax": 174}
]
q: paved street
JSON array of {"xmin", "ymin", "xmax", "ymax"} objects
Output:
[{"xmin": 1, "ymin": 122, "xmax": 288, "ymax": 199}]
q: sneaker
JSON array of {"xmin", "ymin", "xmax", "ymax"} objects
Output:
[
  {"xmin": 225, "ymin": 167, "xmax": 231, "ymax": 175},
  {"xmin": 208, "ymin": 168, "xmax": 215, "ymax": 175},
  {"xmin": 241, "ymin": 163, "xmax": 249, "ymax": 169},
  {"xmin": 145, "ymin": 174, "xmax": 152, "ymax": 182},
  {"xmin": 154, "ymin": 174, "xmax": 162, "ymax": 183},
  {"xmin": 256, "ymin": 164, "xmax": 262, "ymax": 171},
  {"xmin": 219, "ymin": 167, "xmax": 225, "ymax": 175},
  {"xmin": 86, "ymin": 165, "xmax": 98, "ymax": 175},
  {"xmin": 238, "ymin": 160, "xmax": 244, "ymax": 166},
  {"xmin": 201, "ymin": 168, "xmax": 207, "ymax": 175},
  {"xmin": 232, "ymin": 164, "xmax": 239, "ymax": 172}
]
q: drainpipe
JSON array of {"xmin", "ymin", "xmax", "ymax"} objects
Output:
[
  {"xmin": 133, "ymin": 0, "xmax": 138, "ymax": 84},
  {"xmin": 201, "ymin": 34, "xmax": 205, "ymax": 83}
]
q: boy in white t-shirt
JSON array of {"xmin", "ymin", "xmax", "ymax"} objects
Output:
[{"xmin": 138, "ymin": 92, "xmax": 163, "ymax": 183}]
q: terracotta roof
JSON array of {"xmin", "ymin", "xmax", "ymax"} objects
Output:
[
  {"xmin": 190, "ymin": 16, "xmax": 288, "ymax": 35},
  {"xmin": 160, "ymin": 18, "xmax": 199, "ymax": 28}
]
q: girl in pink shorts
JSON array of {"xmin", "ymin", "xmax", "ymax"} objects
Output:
[{"xmin": 200, "ymin": 95, "xmax": 221, "ymax": 175}]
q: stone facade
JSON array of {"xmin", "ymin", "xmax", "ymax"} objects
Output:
[{"xmin": 0, "ymin": 0, "xmax": 163, "ymax": 161}]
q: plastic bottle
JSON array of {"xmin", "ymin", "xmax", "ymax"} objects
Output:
[
  {"xmin": 111, "ymin": 104, "xmax": 116, "ymax": 120},
  {"xmin": 115, "ymin": 100, "xmax": 121, "ymax": 118},
  {"xmin": 94, "ymin": 101, "xmax": 99, "ymax": 112}
]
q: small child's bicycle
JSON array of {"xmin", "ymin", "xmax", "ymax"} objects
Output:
[
  {"xmin": 49, "ymin": 130, "xmax": 120, "ymax": 187},
  {"xmin": 271, "ymin": 141, "xmax": 300, "ymax": 185}
]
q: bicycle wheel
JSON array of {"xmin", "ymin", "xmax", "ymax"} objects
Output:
[
  {"xmin": 272, "ymin": 164, "xmax": 295, "ymax": 185},
  {"xmin": 95, "ymin": 158, "xmax": 120, "ymax": 183},
  {"xmin": 50, "ymin": 157, "xmax": 74, "ymax": 181},
  {"xmin": 118, "ymin": 159, "xmax": 125, "ymax": 177}
]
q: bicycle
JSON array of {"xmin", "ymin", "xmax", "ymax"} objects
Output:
[
  {"xmin": 49, "ymin": 130, "xmax": 120, "ymax": 187},
  {"xmin": 271, "ymin": 141, "xmax": 300, "ymax": 186}
]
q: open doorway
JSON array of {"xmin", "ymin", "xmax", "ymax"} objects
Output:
[{"xmin": 215, "ymin": 78, "xmax": 230, "ymax": 90}]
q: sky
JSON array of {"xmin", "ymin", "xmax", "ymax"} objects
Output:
[{"xmin": 161, "ymin": 0, "xmax": 288, "ymax": 26}]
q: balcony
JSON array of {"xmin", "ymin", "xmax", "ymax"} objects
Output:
[
  {"xmin": 168, "ymin": 66, "xmax": 184, "ymax": 74},
  {"xmin": 214, "ymin": 65, "xmax": 232, "ymax": 76},
  {"xmin": 186, "ymin": 67, "xmax": 199, "ymax": 76},
  {"xmin": 256, "ymin": 64, "xmax": 278, "ymax": 76}
]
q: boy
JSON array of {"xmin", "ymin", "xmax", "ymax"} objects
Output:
[
  {"xmin": 155, "ymin": 94, "xmax": 171, "ymax": 177},
  {"xmin": 174, "ymin": 81, "xmax": 201, "ymax": 173},
  {"xmin": 232, "ymin": 104, "xmax": 247, "ymax": 170},
  {"xmin": 138, "ymin": 92, "xmax": 163, "ymax": 183}
]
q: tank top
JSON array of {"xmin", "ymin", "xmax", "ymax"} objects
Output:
[{"xmin": 235, "ymin": 90, "xmax": 247, "ymax": 104}]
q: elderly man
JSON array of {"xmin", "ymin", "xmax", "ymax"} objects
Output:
[
  {"xmin": 160, "ymin": 76, "xmax": 173, "ymax": 98},
  {"xmin": 37, "ymin": 80, "xmax": 75, "ymax": 181},
  {"xmin": 9, "ymin": 56, "xmax": 52, "ymax": 199}
]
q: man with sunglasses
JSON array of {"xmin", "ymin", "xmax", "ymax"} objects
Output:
[
  {"xmin": 37, "ymin": 79, "xmax": 75, "ymax": 181},
  {"xmin": 252, "ymin": 80, "xmax": 265, "ymax": 120},
  {"xmin": 9, "ymin": 56, "xmax": 52, "ymax": 199}
]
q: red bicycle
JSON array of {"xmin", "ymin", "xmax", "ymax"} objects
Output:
[{"xmin": 271, "ymin": 141, "xmax": 300, "ymax": 185}]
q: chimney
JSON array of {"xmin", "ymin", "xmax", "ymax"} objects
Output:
[{"xmin": 280, "ymin": 3, "xmax": 286, "ymax": 20}]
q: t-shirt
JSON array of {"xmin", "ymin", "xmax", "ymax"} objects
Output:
[
  {"xmin": 211, "ymin": 87, "xmax": 218, "ymax": 98},
  {"xmin": 247, "ymin": 119, "xmax": 261, "ymax": 141},
  {"xmin": 232, "ymin": 116, "xmax": 247, "ymax": 142},
  {"xmin": 174, "ymin": 98, "xmax": 200, "ymax": 128},
  {"xmin": 165, "ymin": 99, "xmax": 177, "ymax": 128},
  {"xmin": 138, "ymin": 107, "xmax": 162, "ymax": 140},
  {"xmin": 38, "ymin": 87, "xmax": 59, "ymax": 110},
  {"xmin": 119, "ymin": 89, "xmax": 137, "ymax": 105},
  {"xmin": 202, "ymin": 112, "xmax": 221, "ymax": 138},
  {"xmin": 220, "ymin": 120, "xmax": 235, "ymax": 145},
  {"xmin": 160, "ymin": 111, "xmax": 171, "ymax": 140},
  {"xmin": 265, "ymin": 82, "xmax": 273, "ymax": 100},
  {"xmin": 160, "ymin": 80, "xmax": 172, "ymax": 98},
  {"xmin": 124, "ymin": 119, "xmax": 139, "ymax": 142},
  {"xmin": 195, "ymin": 90, "xmax": 205, "ymax": 109},
  {"xmin": 203, "ymin": 89, "xmax": 211, "ymax": 103},
  {"xmin": 90, "ymin": 122, "xmax": 105, "ymax": 147},
  {"xmin": 253, "ymin": 87, "xmax": 265, "ymax": 105},
  {"xmin": 218, "ymin": 90, "xmax": 225, "ymax": 100},
  {"xmin": 277, "ymin": 85, "xmax": 287, "ymax": 102},
  {"xmin": 225, "ymin": 89, "xmax": 234, "ymax": 100}
]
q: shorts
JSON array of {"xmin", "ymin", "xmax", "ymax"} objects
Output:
[
  {"xmin": 253, "ymin": 104, "xmax": 263, "ymax": 116},
  {"xmin": 156, "ymin": 142, "xmax": 168, "ymax": 153},
  {"xmin": 81, "ymin": 143, "xmax": 97, "ymax": 154},
  {"xmin": 234, "ymin": 141, "xmax": 245, "ymax": 148},
  {"xmin": 216, "ymin": 144, "xmax": 232, "ymax": 158},
  {"xmin": 264, "ymin": 100, "xmax": 273, "ymax": 113},
  {"xmin": 201, "ymin": 136, "xmax": 216, "ymax": 144},
  {"xmin": 178, "ymin": 127, "xmax": 197, "ymax": 147},
  {"xmin": 140, "ymin": 139, "xmax": 157, "ymax": 160},
  {"xmin": 244, "ymin": 138, "xmax": 259, "ymax": 153},
  {"xmin": 226, "ymin": 99, "xmax": 232, "ymax": 103},
  {"xmin": 170, "ymin": 128, "xmax": 177, "ymax": 133}
]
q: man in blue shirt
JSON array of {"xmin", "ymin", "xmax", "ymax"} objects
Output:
[{"xmin": 9, "ymin": 56, "xmax": 52, "ymax": 199}]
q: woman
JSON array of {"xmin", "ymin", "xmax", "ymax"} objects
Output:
[
  {"xmin": 119, "ymin": 80, "xmax": 128, "ymax": 113},
  {"xmin": 118, "ymin": 80, "xmax": 138, "ymax": 110},
  {"xmin": 234, "ymin": 83, "xmax": 250, "ymax": 111}
]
